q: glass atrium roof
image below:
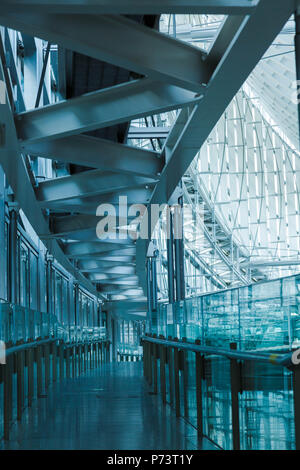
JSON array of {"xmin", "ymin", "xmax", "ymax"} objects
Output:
[{"xmin": 139, "ymin": 14, "xmax": 300, "ymax": 299}]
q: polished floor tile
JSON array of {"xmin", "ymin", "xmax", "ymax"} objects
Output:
[{"xmin": 1, "ymin": 363, "xmax": 218, "ymax": 450}]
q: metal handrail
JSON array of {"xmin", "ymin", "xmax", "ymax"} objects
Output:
[
  {"xmin": 6, "ymin": 338, "xmax": 57, "ymax": 357},
  {"xmin": 5, "ymin": 337, "xmax": 109, "ymax": 357},
  {"xmin": 142, "ymin": 335, "xmax": 300, "ymax": 368}
]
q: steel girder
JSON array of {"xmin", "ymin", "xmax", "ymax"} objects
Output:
[
  {"xmin": 89, "ymin": 266, "xmax": 136, "ymax": 277},
  {"xmin": 64, "ymin": 243, "xmax": 136, "ymax": 259},
  {"xmin": 0, "ymin": 1, "xmax": 259, "ymax": 15},
  {"xmin": 0, "ymin": 13, "xmax": 213, "ymax": 92},
  {"xmin": 36, "ymin": 169, "xmax": 156, "ymax": 204},
  {"xmin": 78, "ymin": 259, "xmax": 136, "ymax": 270},
  {"xmin": 37, "ymin": 188, "xmax": 153, "ymax": 214},
  {"xmin": 22, "ymin": 135, "xmax": 163, "ymax": 178},
  {"xmin": 0, "ymin": 60, "xmax": 98, "ymax": 295},
  {"xmin": 128, "ymin": 126, "xmax": 170, "ymax": 140},
  {"xmin": 15, "ymin": 79, "xmax": 201, "ymax": 143},
  {"xmin": 50, "ymin": 214, "xmax": 137, "ymax": 238}
]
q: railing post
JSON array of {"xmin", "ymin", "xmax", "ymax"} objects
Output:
[
  {"xmin": 66, "ymin": 346, "xmax": 70, "ymax": 378},
  {"xmin": 159, "ymin": 335, "xmax": 166, "ymax": 403},
  {"xmin": 59, "ymin": 342, "xmax": 64, "ymax": 381},
  {"xmin": 17, "ymin": 350, "xmax": 24, "ymax": 420},
  {"xmin": 142, "ymin": 340, "xmax": 146, "ymax": 378},
  {"xmin": 3, "ymin": 355, "xmax": 12, "ymax": 440},
  {"xmin": 182, "ymin": 337, "xmax": 188, "ymax": 418},
  {"xmin": 293, "ymin": 366, "xmax": 300, "ymax": 450},
  {"xmin": 44, "ymin": 344, "xmax": 50, "ymax": 389},
  {"xmin": 173, "ymin": 337, "xmax": 180, "ymax": 417},
  {"xmin": 230, "ymin": 342, "xmax": 241, "ymax": 450},
  {"xmin": 195, "ymin": 339, "xmax": 204, "ymax": 439},
  {"xmin": 36, "ymin": 345, "xmax": 43, "ymax": 397},
  {"xmin": 168, "ymin": 336, "xmax": 174, "ymax": 406},
  {"xmin": 27, "ymin": 348, "xmax": 34, "ymax": 406},
  {"xmin": 71, "ymin": 346, "xmax": 76, "ymax": 378},
  {"xmin": 52, "ymin": 342, "xmax": 57, "ymax": 382},
  {"xmin": 153, "ymin": 339, "xmax": 158, "ymax": 395},
  {"xmin": 148, "ymin": 340, "xmax": 153, "ymax": 386}
]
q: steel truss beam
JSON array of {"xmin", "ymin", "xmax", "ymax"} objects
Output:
[
  {"xmin": 81, "ymin": 263, "xmax": 136, "ymax": 272},
  {"xmin": 93, "ymin": 255, "xmax": 135, "ymax": 263},
  {"xmin": 36, "ymin": 169, "xmax": 156, "ymax": 204},
  {"xmin": 23, "ymin": 135, "xmax": 163, "ymax": 178},
  {"xmin": 0, "ymin": 13, "xmax": 212, "ymax": 92},
  {"xmin": 50, "ymin": 214, "xmax": 136, "ymax": 238},
  {"xmin": 89, "ymin": 266, "xmax": 136, "ymax": 277},
  {"xmin": 0, "ymin": 1, "xmax": 259, "ymax": 15},
  {"xmin": 40, "ymin": 188, "xmax": 153, "ymax": 214},
  {"xmin": 97, "ymin": 280, "xmax": 140, "ymax": 287},
  {"xmin": 78, "ymin": 259, "xmax": 136, "ymax": 271},
  {"xmin": 246, "ymin": 260, "xmax": 300, "ymax": 268},
  {"xmin": 128, "ymin": 126, "xmax": 170, "ymax": 140},
  {"xmin": 64, "ymin": 242, "xmax": 135, "ymax": 259},
  {"xmin": 15, "ymin": 78, "xmax": 200, "ymax": 144},
  {"xmin": 0, "ymin": 58, "xmax": 97, "ymax": 295}
]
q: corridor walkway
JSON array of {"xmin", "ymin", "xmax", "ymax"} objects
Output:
[{"xmin": 1, "ymin": 363, "xmax": 217, "ymax": 450}]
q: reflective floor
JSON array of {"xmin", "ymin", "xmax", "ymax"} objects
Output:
[{"xmin": 1, "ymin": 363, "xmax": 217, "ymax": 450}]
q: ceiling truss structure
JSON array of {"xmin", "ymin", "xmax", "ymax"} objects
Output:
[{"xmin": 0, "ymin": 0, "xmax": 297, "ymax": 314}]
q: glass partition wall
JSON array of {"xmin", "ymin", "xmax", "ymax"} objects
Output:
[{"xmin": 152, "ymin": 274, "xmax": 300, "ymax": 352}]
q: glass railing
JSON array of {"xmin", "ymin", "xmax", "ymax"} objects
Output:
[
  {"xmin": 0, "ymin": 301, "xmax": 109, "ymax": 442},
  {"xmin": 152, "ymin": 273, "xmax": 300, "ymax": 351},
  {"xmin": 142, "ymin": 336, "xmax": 299, "ymax": 450},
  {"xmin": 0, "ymin": 300, "xmax": 107, "ymax": 346}
]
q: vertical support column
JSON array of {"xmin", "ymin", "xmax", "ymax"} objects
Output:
[
  {"xmin": 146, "ymin": 242, "xmax": 158, "ymax": 334},
  {"xmin": 146, "ymin": 257, "xmax": 152, "ymax": 332},
  {"xmin": 73, "ymin": 281, "xmax": 79, "ymax": 327},
  {"xmin": 166, "ymin": 207, "xmax": 175, "ymax": 304},
  {"xmin": 230, "ymin": 342, "xmax": 241, "ymax": 450},
  {"xmin": 0, "ymin": 167, "xmax": 6, "ymax": 300},
  {"xmin": 46, "ymin": 253, "xmax": 54, "ymax": 316},
  {"xmin": 8, "ymin": 202, "xmax": 19, "ymax": 304},
  {"xmin": 151, "ymin": 256, "xmax": 158, "ymax": 313},
  {"xmin": 293, "ymin": 366, "xmax": 300, "ymax": 450},
  {"xmin": 174, "ymin": 195, "xmax": 185, "ymax": 302}
]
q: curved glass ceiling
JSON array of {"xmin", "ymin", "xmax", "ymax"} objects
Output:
[{"xmin": 130, "ymin": 14, "xmax": 300, "ymax": 298}]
